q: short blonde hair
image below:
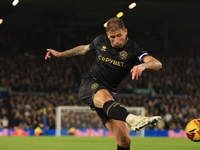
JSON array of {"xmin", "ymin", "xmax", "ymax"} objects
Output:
[{"xmin": 106, "ymin": 17, "xmax": 125, "ymax": 32}]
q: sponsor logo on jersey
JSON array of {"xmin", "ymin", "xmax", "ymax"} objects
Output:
[
  {"xmin": 101, "ymin": 46, "xmax": 106, "ymax": 51},
  {"xmin": 91, "ymin": 83, "xmax": 99, "ymax": 90},
  {"xmin": 119, "ymin": 51, "xmax": 127, "ymax": 60},
  {"xmin": 98, "ymin": 55, "xmax": 125, "ymax": 66}
]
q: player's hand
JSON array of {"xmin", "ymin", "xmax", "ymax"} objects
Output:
[
  {"xmin": 130, "ymin": 64, "xmax": 146, "ymax": 80},
  {"xmin": 45, "ymin": 49, "xmax": 61, "ymax": 60}
]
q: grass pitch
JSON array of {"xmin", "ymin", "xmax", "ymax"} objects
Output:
[{"xmin": 0, "ymin": 136, "xmax": 199, "ymax": 150}]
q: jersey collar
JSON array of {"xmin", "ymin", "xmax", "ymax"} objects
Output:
[{"xmin": 125, "ymin": 36, "xmax": 129, "ymax": 45}]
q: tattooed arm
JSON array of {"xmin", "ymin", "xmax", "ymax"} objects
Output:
[{"xmin": 45, "ymin": 44, "xmax": 91, "ymax": 60}]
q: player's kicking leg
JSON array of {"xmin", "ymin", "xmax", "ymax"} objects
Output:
[
  {"xmin": 106, "ymin": 119, "xmax": 131, "ymax": 150},
  {"xmin": 93, "ymin": 89, "xmax": 162, "ymax": 133}
]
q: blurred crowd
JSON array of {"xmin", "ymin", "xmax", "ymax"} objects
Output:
[{"xmin": 0, "ymin": 29, "xmax": 200, "ymax": 130}]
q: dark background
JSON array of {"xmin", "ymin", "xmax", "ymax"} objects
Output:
[
  {"xmin": 1, "ymin": 0, "xmax": 200, "ymax": 33},
  {"xmin": 1, "ymin": 0, "xmax": 200, "ymax": 52}
]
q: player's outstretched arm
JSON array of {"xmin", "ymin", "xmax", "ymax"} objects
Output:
[
  {"xmin": 130, "ymin": 56, "xmax": 162, "ymax": 80},
  {"xmin": 45, "ymin": 44, "xmax": 91, "ymax": 60}
]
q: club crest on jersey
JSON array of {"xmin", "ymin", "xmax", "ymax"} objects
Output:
[
  {"xmin": 119, "ymin": 51, "xmax": 127, "ymax": 60},
  {"xmin": 101, "ymin": 46, "xmax": 106, "ymax": 51},
  {"xmin": 91, "ymin": 83, "xmax": 99, "ymax": 90}
]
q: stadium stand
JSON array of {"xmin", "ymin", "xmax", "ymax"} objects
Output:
[{"xmin": 0, "ymin": 29, "xmax": 200, "ymax": 130}]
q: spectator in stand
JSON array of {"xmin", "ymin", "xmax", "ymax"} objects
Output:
[
  {"xmin": 1, "ymin": 116, "xmax": 9, "ymax": 128},
  {"xmin": 47, "ymin": 118, "xmax": 55, "ymax": 129}
]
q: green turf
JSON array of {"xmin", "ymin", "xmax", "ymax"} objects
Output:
[{"xmin": 0, "ymin": 136, "xmax": 199, "ymax": 150}]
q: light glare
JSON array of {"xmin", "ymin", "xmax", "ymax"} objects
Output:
[
  {"xmin": 12, "ymin": 0, "xmax": 19, "ymax": 6},
  {"xmin": 104, "ymin": 22, "xmax": 108, "ymax": 28},
  {"xmin": 129, "ymin": 3, "xmax": 136, "ymax": 9},
  {"xmin": 116, "ymin": 12, "xmax": 124, "ymax": 18},
  {"xmin": 0, "ymin": 19, "xmax": 3, "ymax": 25}
]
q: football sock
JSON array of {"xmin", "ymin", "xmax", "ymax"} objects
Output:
[
  {"xmin": 103, "ymin": 100, "xmax": 130, "ymax": 122},
  {"xmin": 117, "ymin": 145, "xmax": 130, "ymax": 150}
]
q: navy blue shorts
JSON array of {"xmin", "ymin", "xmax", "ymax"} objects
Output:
[{"xmin": 78, "ymin": 75, "xmax": 117, "ymax": 125}]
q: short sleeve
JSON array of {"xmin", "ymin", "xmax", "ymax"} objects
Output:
[
  {"xmin": 134, "ymin": 44, "xmax": 150, "ymax": 62},
  {"xmin": 89, "ymin": 35, "xmax": 103, "ymax": 50}
]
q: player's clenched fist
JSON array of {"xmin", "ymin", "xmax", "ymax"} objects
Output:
[
  {"xmin": 130, "ymin": 64, "xmax": 145, "ymax": 80},
  {"xmin": 45, "ymin": 49, "xmax": 61, "ymax": 60}
]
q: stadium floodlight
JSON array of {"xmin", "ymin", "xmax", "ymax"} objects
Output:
[
  {"xmin": 116, "ymin": 12, "xmax": 124, "ymax": 18},
  {"xmin": 0, "ymin": 19, "xmax": 3, "ymax": 25},
  {"xmin": 129, "ymin": 2, "xmax": 136, "ymax": 9},
  {"xmin": 104, "ymin": 22, "xmax": 108, "ymax": 28},
  {"xmin": 12, "ymin": 0, "xmax": 19, "ymax": 6}
]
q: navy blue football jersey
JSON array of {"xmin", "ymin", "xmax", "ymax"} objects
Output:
[{"xmin": 88, "ymin": 34, "xmax": 149, "ymax": 92}]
